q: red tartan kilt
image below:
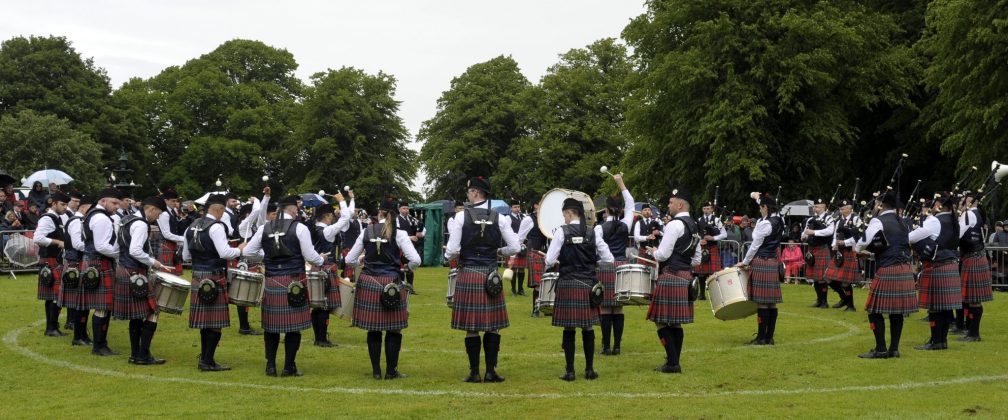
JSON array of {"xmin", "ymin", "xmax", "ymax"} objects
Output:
[
  {"xmin": 451, "ymin": 267, "xmax": 510, "ymax": 331},
  {"xmin": 647, "ymin": 270, "xmax": 694, "ymax": 324},
  {"xmin": 352, "ymin": 274, "xmax": 410, "ymax": 331},
  {"xmin": 112, "ymin": 266, "xmax": 157, "ymax": 320},
  {"xmin": 188, "ymin": 270, "xmax": 230, "ymax": 329},
  {"xmin": 807, "ymin": 245, "xmax": 832, "ymax": 282},
  {"xmin": 80, "ymin": 255, "xmax": 114, "ymax": 311},
  {"xmin": 340, "ymin": 248, "xmax": 355, "ymax": 279},
  {"xmin": 509, "ymin": 251, "xmax": 528, "ymax": 269},
  {"xmin": 526, "ymin": 252, "xmax": 545, "ymax": 288},
  {"xmin": 696, "ymin": 243, "xmax": 721, "ymax": 275},
  {"xmin": 262, "ymin": 273, "xmax": 311, "ymax": 333},
  {"xmin": 961, "ymin": 253, "xmax": 994, "ymax": 303},
  {"xmin": 158, "ymin": 240, "xmax": 183, "ymax": 275},
  {"xmin": 551, "ymin": 276, "xmax": 599, "ymax": 329},
  {"xmin": 597, "ymin": 260, "xmax": 626, "ymax": 307},
  {"xmin": 37, "ymin": 257, "xmax": 62, "ymax": 301},
  {"xmin": 57, "ymin": 260, "xmax": 79, "ymax": 307},
  {"xmin": 824, "ymin": 248, "xmax": 860, "ymax": 285},
  {"xmin": 322, "ymin": 264, "xmax": 342, "ymax": 311},
  {"xmin": 865, "ymin": 264, "xmax": 918, "ymax": 315},
  {"xmin": 747, "ymin": 258, "xmax": 782, "ymax": 304},
  {"xmin": 917, "ymin": 261, "xmax": 962, "ymax": 310}
]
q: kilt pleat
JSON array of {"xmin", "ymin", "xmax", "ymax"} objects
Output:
[
  {"xmin": 696, "ymin": 243, "xmax": 721, "ymax": 275},
  {"xmin": 551, "ymin": 275, "xmax": 599, "ymax": 329},
  {"xmin": 352, "ymin": 274, "xmax": 409, "ymax": 331},
  {"xmin": 188, "ymin": 270, "xmax": 230, "ymax": 329},
  {"xmin": 37, "ymin": 257, "xmax": 61, "ymax": 301},
  {"xmin": 597, "ymin": 260, "xmax": 627, "ymax": 307},
  {"xmin": 824, "ymin": 248, "xmax": 860, "ymax": 285},
  {"xmin": 79, "ymin": 255, "xmax": 114, "ymax": 311},
  {"xmin": 527, "ymin": 252, "xmax": 545, "ymax": 288},
  {"xmin": 150, "ymin": 231, "xmax": 183, "ymax": 275},
  {"xmin": 865, "ymin": 264, "xmax": 918, "ymax": 315},
  {"xmin": 340, "ymin": 248, "xmax": 355, "ymax": 279},
  {"xmin": 262, "ymin": 273, "xmax": 311, "ymax": 333},
  {"xmin": 917, "ymin": 261, "xmax": 962, "ymax": 310},
  {"xmin": 112, "ymin": 266, "xmax": 157, "ymax": 320},
  {"xmin": 322, "ymin": 264, "xmax": 342, "ymax": 311},
  {"xmin": 57, "ymin": 260, "xmax": 79, "ymax": 308},
  {"xmin": 451, "ymin": 266, "xmax": 509, "ymax": 331},
  {"xmin": 961, "ymin": 253, "xmax": 994, "ymax": 303},
  {"xmin": 807, "ymin": 245, "xmax": 831, "ymax": 282},
  {"xmin": 646, "ymin": 270, "xmax": 694, "ymax": 325},
  {"xmin": 510, "ymin": 250, "xmax": 528, "ymax": 269},
  {"xmin": 747, "ymin": 258, "xmax": 782, "ymax": 304}
]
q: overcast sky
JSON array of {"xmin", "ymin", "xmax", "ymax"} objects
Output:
[{"xmin": 2, "ymin": 0, "xmax": 645, "ymax": 142}]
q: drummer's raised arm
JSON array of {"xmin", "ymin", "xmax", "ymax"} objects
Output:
[
  {"xmin": 613, "ymin": 173, "xmax": 635, "ymax": 228},
  {"xmin": 544, "ymin": 226, "xmax": 565, "ymax": 267}
]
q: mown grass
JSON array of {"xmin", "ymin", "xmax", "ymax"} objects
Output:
[{"xmin": 1, "ymin": 267, "xmax": 1007, "ymax": 419}]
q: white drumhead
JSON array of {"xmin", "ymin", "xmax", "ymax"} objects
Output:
[
  {"xmin": 155, "ymin": 272, "xmax": 189, "ymax": 287},
  {"xmin": 537, "ymin": 188, "xmax": 596, "ymax": 239}
]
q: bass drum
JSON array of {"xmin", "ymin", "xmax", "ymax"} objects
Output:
[{"xmin": 538, "ymin": 188, "xmax": 596, "ymax": 239}]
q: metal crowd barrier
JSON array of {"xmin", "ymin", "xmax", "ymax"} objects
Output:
[
  {"xmin": 1, "ymin": 229, "xmax": 41, "ymax": 275},
  {"xmin": 989, "ymin": 245, "xmax": 1008, "ymax": 291}
]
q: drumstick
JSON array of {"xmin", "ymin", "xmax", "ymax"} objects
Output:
[{"xmin": 599, "ymin": 166, "xmax": 617, "ymax": 177}]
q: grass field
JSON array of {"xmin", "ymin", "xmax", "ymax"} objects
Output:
[{"xmin": 1, "ymin": 267, "xmax": 1007, "ymax": 419}]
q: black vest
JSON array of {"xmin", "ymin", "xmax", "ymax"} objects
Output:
[
  {"xmin": 82, "ymin": 208, "xmax": 115, "ymax": 260},
  {"xmin": 342, "ymin": 219, "xmax": 364, "ymax": 250},
  {"xmin": 397, "ymin": 215, "xmax": 417, "ymax": 235},
  {"xmin": 262, "ymin": 219, "xmax": 304, "ymax": 274},
  {"xmin": 874, "ymin": 212, "xmax": 911, "ymax": 268},
  {"xmin": 362, "ymin": 223, "xmax": 401, "ymax": 277},
  {"xmin": 806, "ymin": 213, "xmax": 831, "ymax": 247},
  {"xmin": 167, "ymin": 209, "xmax": 184, "ymax": 236},
  {"xmin": 117, "ymin": 215, "xmax": 151, "ymax": 270},
  {"xmin": 834, "ymin": 214, "xmax": 857, "ymax": 244},
  {"xmin": 934, "ymin": 213, "xmax": 960, "ymax": 262},
  {"xmin": 697, "ymin": 214, "xmax": 720, "ymax": 238},
  {"xmin": 225, "ymin": 208, "xmax": 240, "ymax": 239},
  {"xmin": 959, "ymin": 209, "xmax": 986, "ymax": 253},
  {"xmin": 601, "ymin": 219, "xmax": 628, "ymax": 260},
  {"xmin": 459, "ymin": 207, "xmax": 502, "ymax": 267},
  {"xmin": 63, "ymin": 215, "xmax": 82, "ymax": 263},
  {"xmin": 633, "ymin": 217, "xmax": 659, "ymax": 248},
  {"xmin": 186, "ymin": 217, "xmax": 227, "ymax": 271},
  {"xmin": 312, "ymin": 224, "xmax": 336, "ymax": 263},
  {"xmin": 558, "ymin": 223, "xmax": 597, "ymax": 280},
  {"xmin": 754, "ymin": 215, "xmax": 784, "ymax": 258},
  {"xmin": 527, "ymin": 213, "xmax": 547, "ymax": 252},
  {"xmin": 662, "ymin": 216, "xmax": 699, "ymax": 272},
  {"xmin": 38, "ymin": 213, "xmax": 64, "ymax": 258}
]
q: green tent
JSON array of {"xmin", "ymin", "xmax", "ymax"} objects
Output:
[{"xmin": 409, "ymin": 201, "xmax": 452, "ymax": 267}]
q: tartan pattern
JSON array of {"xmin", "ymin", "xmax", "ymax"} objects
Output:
[
  {"xmin": 112, "ymin": 266, "xmax": 157, "ymax": 320},
  {"xmin": 961, "ymin": 253, "xmax": 994, "ymax": 303},
  {"xmin": 510, "ymin": 249, "xmax": 528, "ymax": 269},
  {"xmin": 747, "ymin": 258, "xmax": 783, "ymax": 304},
  {"xmin": 226, "ymin": 242, "xmax": 241, "ymax": 269},
  {"xmin": 151, "ymin": 231, "xmax": 183, "ymax": 275},
  {"xmin": 647, "ymin": 270, "xmax": 694, "ymax": 325},
  {"xmin": 865, "ymin": 264, "xmax": 918, "ymax": 315},
  {"xmin": 824, "ymin": 248, "xmax": 860, "ymax": 285},
  {"xmin": 352, "ymin": 274, "xmax": 410, "ymax": 331},
  {"xmin": 917, "ymin": 261, "xmax": 962, "ymax": 311},
  {"xmin": 340, "ymin": 248, "xmax": 355, "ymax": 279},
  {"xmin": 551, "ymin": 275, "xmax": 600, "ymax": 329},
  {"xmin": 527, "ymin": 252, "xmax": 545, "ymax": 288},
  {"xmin": 79, "ymin": 255, "xmax": 115, "ymax": 311},
  {"xmin": 695, "ymin": 243, "xmax": 721, "ymax": 276},
  {"xmin": 37, "ymin": 257, "xmax": 61, "ymax": 301},
  {"xmin": 451, "ymin": 266, "xmax": 510, "ymax": 331},
  {"xmin": 57, "ymin": 260, "xmax": 79, "ymax": 308},
  {"xmin": 806, "ymin": 245, "xmax": 831, "ymax": 282},
  {"xmin": 597, "ymin": 260, "xmax": 627, "ymax": 307},
  {"xmin": 262, "ymin": 273, "xmax": 311, "ymax": 333},
  {"xmin": 322, "ymin": 263, "xmax": 342, "ymax": 311},
  {"xmin": 188, "ymin": 270, "xmax": 230, "ymax": 329}
]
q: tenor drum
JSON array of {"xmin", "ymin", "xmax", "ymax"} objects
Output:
[
  {"xmin": 537, "ymin": 272, "xmax": 559, "ymax": 315},
  {"xmin": 153, "ymin": 272, "xmax": 190, "ymax": 315},
  {"xmin": 537, "ymin": 189, "xmax": 596, "ymax": 239},
  {"xmin": 615, "ymin": 264, "xmax": 653, "ymax": 305},
  {"xmin": 306, "ymin": 270, "xmax": 329, "ymax": 309},
  {"xmin": 337, "ymin": 277, "xmax": 355, "ymax": 320},
  {"xmin": 706, "ymin": 267, "xmax": 758, "ymax": 321},
  {"xmin": 227, "ymin": 269, "xmax": 265, "ymax": 307},
  {"xmin": 446, "ymin": 268, "xmax": 459, "ymax": 308}
]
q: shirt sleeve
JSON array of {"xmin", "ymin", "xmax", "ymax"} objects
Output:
[
  {"xmin": 632, "ymin": 219, "xmax": 649, "ymax": 242},
  {"xmin": 346, "ymin": 232, "xmax": 366, "ymax": 266},
  {"xmin": 397, "ymin": 230, "xmax": 422, "ymax": 269},
  {"xmin": 595, "ymin": 229, "xmax": 614, "ymax": 263},
  {"xmin": 211, "ymin": 224, "xmax": 241, "ymax": 259},
  {"xmin": 181, "ymin": 227, "xmax": 192, "ymax": 261},
  {"xmin": 497, "ymin": 214, "xmax": 521, "ymax": 256},
  {"xmin": 712, "ymin": 220, "xmax": 728, "ymax": 241},
  {"xmin": 959, "ymin": 210, "xmax": 977, "ymax": 239},
  {"xmin": 651, "ymin": 220, "xmax": 681, "ymax": 262},
  {"xmin": 742, "ymin": 219, "xmax": 771, "ymax": 265},
  {"xmin": 517, "ymin": 216, "xmax": 534, "ymax": 242},
  {"xmin": 257, "ymin": 195, "xmax": 270, "ymax": 227},
  {"xmin": 220, "ymin": 211, "xmax": 233, "ymax": 236},
  {"xmin": 91, "ymin": 215, "xmax": 119, "ymax": 259},
  {"xmin": 444, "ymin": 214, "xmax": 463, "ymax": 260},
  {"xmin": 855, "ymin": 218, "xmax": 883, "ymax": 252},
  {"xmin": 69, "ymin": 219, "xmax": 85, "ymax": 251},
  {"xmin": 620, "ymin": 189, "xmax": 635, "ymax": 229},
  {"xmin": 544, "ymin": 226, "xmax": 565, "ymax": 267},
  {"xmin": 157, "ymin": 211, "xmax": 185, "ymax": 243},
  {"xmin": 32, "ymin": 214, "xmax": 55, "ymax": 247},
  {"xmin": 297, "ymin": 223, "xmax": 324, "ymax": 266},
  {"xmin": 129, "ymin": 222, "xmax": 157, "ymax": 267},
  {"xmin": 324, "ymin": 208, "xmax": 353, "ymax": 242}
]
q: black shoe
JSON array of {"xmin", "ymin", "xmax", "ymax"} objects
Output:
[
  {"xmin": 831, "ymin": 302, "xmax": 845, "ymax": 309},
  {"xmin": 72, "ymin": 338, "xmax": 92, "ymax": 346},
  {"xmin": 746, "ymin": 338, "xmax": 765, "ymax": 346},
  {"xmin": 655, "ymin": 364, "xmax": 682, "ymax": 373},
  {"xmin": 511, "ymin": 290, "xmax": 517, "ymax": 296},
  {"xmin": 611, "ymin": 347, "xmax": 621, "ymax": 355},
  {"xmin": 949, "ymin": 324, "xmax": 964, "ymax": 334},
  {"xmin": 484, "ymin": 371, "xmax": 506, "ymax": 383},
  {"xmin": 266, "ymin": 365, "xmax": 277, "ymax": 377},
  {"xmin": 600, "ymin": 347, "xmax": 611, "ymax": 355},
  {"xmin": 314, "ymin": 340, "xmax": 336, "ymax": 348},
  {"xmin": 92, "ymin": 347, "xmax": 118, "ymax": 356},
  {"xmin": 844, "ymin": 306, "xmax": 857, "ymax": 312},
  {"xmin": 410, "ymin": 290, "xmax": 418, "ymax": 295},
  {"xmin": 384, "ymin": 369, "xmax": 405, "ymax": 380},
  {"xmin": 957, "ymin": 335, "xmax": 981, "ymax": 342},
  {"xmin": 373, "ymin": 372, "xmax": 383, "ymax": 380},
  {"xmin": 888, "ymin": 350, "xmax": 900, "ymax": 358},
  {"xmin": 531, "ymin": 310, "xmax": 541, "ymax": 318},
  {"xmin": 64, "ymin": 322, "xmax": 74, "ymax": 331},
  {"xmin": 809, "ymin": 301, "xmax": 822, "ymax": 308},
  {"xmin": 817, "ymin": 302, "xmax": 829, "ymax": 308},
  {"xmin": 914, "ymin": 341, "xmax": 948, "ymax": 350},
  {"xmin": 584, "ymin": 369, "xmax": 598, "ymax": 380},
  {"xmin": 560, "ymin": 372, "xmax": 575, "ymax": 381},
  {"xmin": 44, "ymin": 329, "xmax": 67, "ymax": 337},
  {"xmin": 134, "ymin": 356, "xmax": 166, "ymax": 365},
  {"xmin": 127, "ymin": 357, "xmax": 138, "ymax": 364},
  {"xmin": 463, "ymin": 373, "xmax": 482, "ymax": 383},
  {"xmin": 238, "ymin": 328, "xmax": 262, "ymax": 336},
  {"xmin": 858, "ymin": 349, "xmax": 890, "ymax": 359},
  {"xmin": 281, "ymin": 369, "xmax": 304, "ymax": 377},
  {"xmin": 763, "ymin": 339, "xmax": 775, "ymax": 346},
  {"xmin": 198, "ymin": 361, "xmax": 231, "ymax": 372},
  {"xmin": 518, "ymin": 290, "xmax": 526, "ymax": 296}
]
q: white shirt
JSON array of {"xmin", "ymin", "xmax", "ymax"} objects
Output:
[
  {"xmin": 633, "ymin": 217, "xmax": 659, "ymax": 243},
  {"xmin": 89, "ymin": 205, "xmax": 119, "ymax": 259},
  {"xmin": 544, "ymin": 219, "xmax": 615, "ymax": 267},
  {"xmin": 69, "ymin": 211, "xmax": 86, "ymax": 252},
  {"xmin": 741, "ymin": 213, "xmax": 779, "ymax": 265},
  {"xmin": 517, "ymin": 214, "xmax": 535, "ymax": 241},
  {"xmin": 322, "ymin": 200, "xmax": 354, "ymax": 241},
  {"xmin": 803, "ymin": 211, "xmax": 835, "ymax": 241},
  {"xmin": 593, "ymin": 189, "xmax": 636, "ymax": 239},
  {"xmin": 181, "ymin": 214, "xmax": 241, "ymax": 262},
  {"xmin": 32, "ymin": 209, "xmax": 61, "ymax": 247},
  {"xmin": 833, "ymin": 213, "xmax": 861, "ymax": 248},
  {"xmin": 650, "ymin": 212, "xmax": 703, "ymax": 266},
  {"xmin": 345, "ymin": 219, "xmax": 422, "ymax": 270},
  {"xmin": 909, "ymin": 214, "xmax": 943, "ymax": 244},
  {"xmin": 959, "ymin": 208, "xmax": 980, "ymax": 239},
  {"xmin": 242, "ymin": 213, "xmax": 324, "ymax": 266},
  {"xmin": 443, "ymin": 200, "xmax": 521, "ymax": 260},
  {"xmin": 156, "ymin": 210, "xmax": 185, "ymax": 244},
  {"xmin": 856, "ymin": 210, "xmax": 894, "ymax": 252},
  {"xmin": 126, "ymin": 218, "xmax": 158, "ymax": 267}
]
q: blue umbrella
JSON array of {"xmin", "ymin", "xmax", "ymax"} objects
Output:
[{"xmin": 299, "ymin": 193, "xmax": 328, "ymax": 208}]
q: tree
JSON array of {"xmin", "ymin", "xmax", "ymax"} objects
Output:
[
  {"xmin": 621, "ymin": 0, "xmax": 919, "ymax": 212},
  {"xmin": 0, "ymin": 110, "xmax": 106, "ymax": 192},
  {"xmin": 283, "ymin": 67, "xmax": 418, "ymax": 204},
  {"xmin": 418, "ymin": 56, "xmax": 530, "ymax": 200}
]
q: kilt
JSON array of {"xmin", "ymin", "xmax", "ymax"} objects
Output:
[
  {"xmin": 695, "ymin": 243, "xmax": 721, "ymax": 276},
  {"xmin": 37, "ymin": 257, "xmax": 62, "ymax": 301},
  {"xmin": 747, "ymin": 257, "xmax": 782, "ymax": 304},
  {"xmin": 510, "ymin": 250, "xmax": 528, "ymax": 270},
  {"xmin": 322, "ymin": 264, "xmax": 342, "ymax": 311},
  {"xmin": 917, "ymin": 261, "xmax": 962, "ymax": 311},
  {"xmin": 646, "ymin": 269, "xmax": 694, "ymax": 325},
  {"xmin": 188, "ymin": 270, "xmax": 230, "ymax": 329},
  {"xmin": 961, "ymin": 253, "xmax": 994, "ymax": 303},
  {"xmin": 340, "ymin": 248, "xmax": 355, "ymax": 279},
  {"xmin": 451, "ymin": 266, "xmax": 510, "ymax": 331},
  {"xmin": 865, "ymin": 264, "xmax": 918, "ymax": 315},
  {"xmin": 112, "ymin": 266, "xmax": 157, "ymax": 320},
  {"xmin": 597, "ymin": 260, "xmax": 627, "ymax": 307},
  {"xmin": 79, "ymin": 255, "xmax": 115, "ymax": 311},
  {"xmin": 57, "ymin": 260, "xmax": 79, "ymax": 308},
  {"xmin": 824, "ymin": 248, "xmax": 860, "ymax": 285},
  {"xmin": 806, "ymin": 245, "xmax": 831, "ymax": 282},
  {"xmin": 527, "ymin": 251, "xmax": 546, "ymax": 288},
  {"xmin": 150, "ymin": 230, "xmax": 183, "ymax": 275},
  {"xmin": 262, "ymin": 273, "xmax": 311, "ymax": 334},
  {"xmin": 551, "ymin": 275, "xmax": 600, "ymax": 329},
  {"xmin": 352, "ymin": 274, "xmax": 409, "ymax": 331}
]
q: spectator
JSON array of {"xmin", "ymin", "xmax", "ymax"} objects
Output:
[
  {"xmin": 11, "ymin": 201, "xmax": 35, "ymax": 230},
  {"xmin": 27, "ymin": 181, "xmax": 49, "ymax": 211},
  {"xmin": 990, "ymin": 221, "xmax": 1008, "ymax": 286},
  {"xmin": 2, "ymin": 185, "xmax": 16, "ymax": 204},
  {"xmin": 781, "ymin": 241, "xmax": 805, "ymax": 284},
  {"xmin": 742, "ymin": 216, "xmax": 754, "ymax": 243},
  {"xmin": 1, "ymin": 210, "xmax": 20, "ymax": 230},
  {"xmin": 0, "ymin": 189, "xmax": 11, "ymax": 215},
  {"xmin": 989, "ymin": 221, "xmax": 1007, "ymax": 245},
  {"xmin": 26, "ymin": 202, "xmax": 41, "ymax": 225}
]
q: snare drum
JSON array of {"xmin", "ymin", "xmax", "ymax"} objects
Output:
[
  {"xmin": 615, "ymin": 264, "xmax": 653, "ymax": 305},
  {"xmin": 306, "ymin": 270, "xmax": 329, "ymax": 309},
  {"xmin": 153, "ymin": 272, "xmax": 191, "ymax": 315},
  {"xmin": 537, "ymin": 272, "xmax": 559, "ymax": 315},
  {"xmin": 337, "ymin": 277, "xmax": 355, "ymax": 320},
  {"xmin": 706, "ymin": 267, "xmax": 758, "ymax": 321},
  {"xmin": 446, "ymin": 268, "xmax": 459, "ymax": 308},
  {"xmin": 227, "ymin": 269, "xmax": 265, "ymax": 307}
]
